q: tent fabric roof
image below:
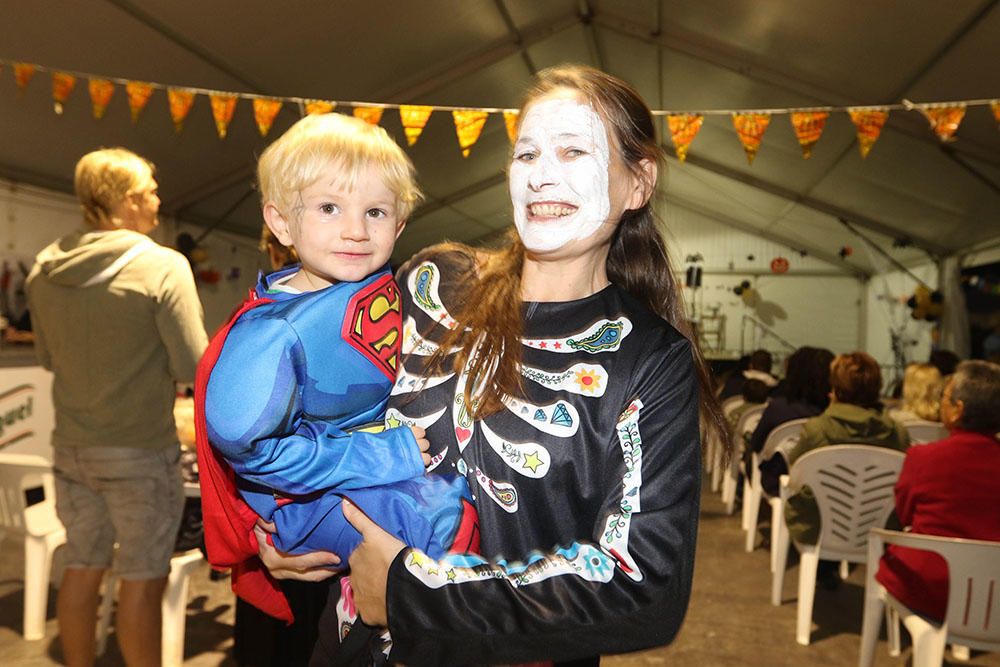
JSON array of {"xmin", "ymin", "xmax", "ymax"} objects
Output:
[{"xmin": 1, "ymin": 0, "xmax": 998, "ymax": 276}]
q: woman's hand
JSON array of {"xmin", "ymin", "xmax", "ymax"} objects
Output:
[
  {"xmin": 410, "ymin": 425, "xmax": 431, "ymax": 466},
  {"xmin": 254, "ymin": 518, "xmax": 341, "ymax": 581},
  {"xmin": 342, "ymin": 499, "xmax": 407, "ymax": 626}
]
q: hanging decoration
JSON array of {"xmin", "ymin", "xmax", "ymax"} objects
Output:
[
  {"xmin": 503, "ymin": 110, "xmax": 519, "ymax": 144},
  {"xmin": 399, "ymin": 105, "xmax": 434, "ymax": 146},
  {"xmin": 789, "ymin": 111, "xmax": 828, "ymax": 159},
  {"xmin": 666, "ymin": 114, "xmax": 704, "ymax": 162},
  {"xmin": 305, "ymin": 100, "xmax": 335, "ymax": 115},
  {"xmin": 906, "ymin": 285, "xmax": 945, "ymax": 322},
  {"xmin": 453, "ymin": 109, "xmax": 489, "ymax": 157},
  {"xmin": 848, "ymin": 108, "xmax": 889, "ymax": 159},
  {"xmin": 770, "ymin": 257, "xmax": 789, "ymax": 274},
  {"xmin": 2, "ymin": 58, "xmax": 997, "ymax": 162},
  {"xmin": 352, "ymin": 106, "xmax": 384, "ymax": 125},
  {"xmin": 88, "ymin": 78, "xmax": 115, "ymax": 119},
  {"xmin": 51, "ymin": 72, "xmax": 76, "ymax": 115},
  {"xmin": 917, "ymin": 104, "xmax": 966, "ymax": 142},
  {"xmin": 167, "ymin": 88, "xmax": 195, "ymax": 132},
  {"xmin": 125, "ymin": 81, "xmax": 154, "ymax": 123},
  {"xmin": 210, "ymin": 94, "xmax": 238, "ymax": 139},
  {"xmin": 253, "ymin": 98, "xmax": 283, "ymax": 137},
  {"xmin": 13, "ymin": 63, "xmax": 35, "ymax": 91},
  {"xmin": 732, "ymin": 113, "xmax": 771, "ymax": 164}
]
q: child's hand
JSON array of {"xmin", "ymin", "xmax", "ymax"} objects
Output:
[{"xmin": 410, "ymin": 425, "xmax": 431, "ymax": 466}]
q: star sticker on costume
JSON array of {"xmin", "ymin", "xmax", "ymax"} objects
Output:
[
  {"xmin": 522, "ymin": 450, "xmax": 543, "ymax": 473},
  {"xmin": 574, "ymin": 368, "xmax": 602, "ymax": 393},
  {"xmin": 427, "ymin": 567, "xmax": 439, "ymax": 576},
  {"xmin": 408, "ymin": 550, "xmax": 430, "ymax": 569},
  {"xmin": 385, "ymin": 413, "xmax": 402, "ymax": 429},
  {"xmin": 446, "ymin": 568, "xmax": 457, "ymax": 581}
]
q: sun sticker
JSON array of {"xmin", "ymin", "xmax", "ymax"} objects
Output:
[{"xmin": 574, "ymin": 368, "xmax": 602, "ymax": 393}]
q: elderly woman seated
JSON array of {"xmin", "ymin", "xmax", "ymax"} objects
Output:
[
  {"xmin": 784, "ymin": 352, "xmax": 910, "ymax": 586},
  {"xmin": 876, "ymin": 360, "xmax": 1000, "ymax": 620}
]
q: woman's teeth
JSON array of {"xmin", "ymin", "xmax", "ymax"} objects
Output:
[{"xmin": 529, "ymin": 203, "xmax": 575, "ymax": 217}]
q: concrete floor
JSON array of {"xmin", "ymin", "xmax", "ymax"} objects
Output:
[{"xmin": 1, "ymin": 477, "xmax": 997, "ymax": 666}]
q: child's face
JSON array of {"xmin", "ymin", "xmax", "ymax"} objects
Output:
[{"xmin": 269, "ymin": 161, "xmax": 405, "ymax": 288}]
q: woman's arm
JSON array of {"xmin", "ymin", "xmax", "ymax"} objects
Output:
[{"xmin": 352, "ymin": 336, "xmax": 701, "ymax": 664}]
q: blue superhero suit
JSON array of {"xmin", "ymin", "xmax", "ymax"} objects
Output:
[{"xmin": 202, "ymin": 265, "xmax": 473, "ymax": 560}]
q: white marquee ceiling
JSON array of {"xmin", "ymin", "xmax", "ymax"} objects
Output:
[{"xmin": 1, "ymin": 0, "xmax": 998, "ymax": 276}]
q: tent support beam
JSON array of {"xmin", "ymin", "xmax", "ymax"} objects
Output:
[
  {"xmin": 666, "ymin": 195, "xmax": 870, "ymax": 279},
  {"xmin": 103, "ymin": 0, "xmax": 264, "ymax": 92},
  {"xmin": 409, "ymin": 173, "xmax": 508, "ymax": 224},
  {"xmin": 677, "ymin": 153, "xmax": 949, "ymax": 257}
]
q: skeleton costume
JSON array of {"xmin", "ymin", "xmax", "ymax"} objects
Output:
[{"xmin": 330, "ymin": 247, "xmax": 702, "ymax": 664}]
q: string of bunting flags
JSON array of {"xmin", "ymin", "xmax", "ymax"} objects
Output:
[{"xmin": 4, "ymin": 58, "xmax": 999, "ymax": 162}]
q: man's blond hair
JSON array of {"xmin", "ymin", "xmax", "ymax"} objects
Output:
[
  {"xmin": 257, "ymin": 113, "xmax": 422, "ymax": 220},
  {"xmin": 74, "ymin": 148, "xmax": 154, "ymax": 229}
]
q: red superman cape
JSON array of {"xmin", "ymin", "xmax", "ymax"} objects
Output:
[{"xmin": 194, "ymin": 291, "xmax": 295, "ymax": 623}]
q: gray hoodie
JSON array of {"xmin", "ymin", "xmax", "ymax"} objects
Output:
[{"xmin": 27, "ymin": 228, "xmax": 208, "ymax": 450}]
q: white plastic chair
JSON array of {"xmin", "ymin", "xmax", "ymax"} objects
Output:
[
  {"xmin": 743, "ymin": 418, "xmax": 808, "ymax": 556},
  {"xmin": 711, "ymin": 396, "xmax": 745, "ymax": 492},
  {"xmin": 771, "ymin": 445, "xmax": 905, "ymax": 645},
  {"xmin": 902, "ymin": 420, "xmax": 948, "ymax": 445},
  {"xmin": 0, "ymin": 452, "xmax": 66, "ymax": 640},
  {"xmin": 859, "ymin": 528, "xmax": 1000, "ymax": 667},
  {"xmin": 722, "ymin": 403, "xmax": 766, "ymax": 515},
  {"xmin": 95, "ymin": 548, "xmax": 205, "ymax": 667}
]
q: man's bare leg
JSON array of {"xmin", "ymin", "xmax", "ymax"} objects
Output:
[
  {"xmin": 57, "ymin": 567, "xmax": 107, "ymax": 667},
  {"xmin": 116, "ymin": 576, "xmax": 168, "ymax": 666}
]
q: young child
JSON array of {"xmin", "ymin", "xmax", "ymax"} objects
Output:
[{"xmin": 195, "ymin": 113, "xmax": 476, "ymax": 621}]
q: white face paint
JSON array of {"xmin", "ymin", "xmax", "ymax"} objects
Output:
[{"xmin": 509, "ymin": 98, "xmax": 611, "ymax": 253}]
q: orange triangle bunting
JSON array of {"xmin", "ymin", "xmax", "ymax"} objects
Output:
[
  {"xmin": 167, "ymin": 88, "xmax": 195, "ymax": 132},
  {"xmin": 305, "ymin": 100, "xmax": 336, "ymax": 115},
  {"xmin": 789, "ymin": 111, "xmax": 829, "ymax": 159},
  {"xmin": 848, "ymin": 108, "xmax": 889, "ymax": 159},
  {"xmin": 992, "ymin": 102, "xmax": 1000, "ymax": 130},
  {"xmin": 732, "ymin": 113, "xmax": 771, "ymax": 164},
  {"xmin": 920, "ymin": 105, "xmax": 966, "ymax": 142},
  {"xmin": 253, "ymin": 98, "xmax": 283, "ymax": 137},
  {"xmin": 667, "ymin": 114, "xmax": 704, "ymax": 162},
  {"xmin": 353, "ymin": 106, "xmax": 384, "ymax": 125},
  {"xmin": 51, "ymin": 72, "xmax": 77, "ymax": 115},
  {"xmin": 503, "ymin": 111, "xmax": 519, "ymax": 144},
  {"xmin": 13, "ymin": 63, "xmax": 36, "ymax": 91},
  {"xmin": 399, "ymin": 105, "xmax": 433, "ymax": 146},
  {"xmin": 453, "ymin": 110, "xmax": 489, "ymax": 157},
  {"xmin": 88, "ymin": 79, "xmax": 115, "ymax": 120},
  {"xmin": 125, "ymin": 81, "xmax": 155, "ymax": 123},
  {"xmin": 210, "ymin": 94, "xmax": 238, "ymax": 139}
]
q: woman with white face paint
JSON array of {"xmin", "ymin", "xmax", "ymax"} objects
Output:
[{"xmin": 261, "ymin": 65, "xmax": 727, "ymax": 666}]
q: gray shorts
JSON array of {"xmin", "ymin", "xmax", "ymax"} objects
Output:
[{"xmin": 53, "ymin": 445, "xmax": 184, "ymax": 580}]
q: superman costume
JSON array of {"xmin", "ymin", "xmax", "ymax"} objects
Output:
[{"xmin": 196, "ymin": 265, "xmax": 476, "ymax": 622}]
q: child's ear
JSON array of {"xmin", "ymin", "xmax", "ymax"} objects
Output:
[
  {"xmin": 263, "ymin": 203, "xmax": 295, "ymax": 247},
  {"xmin": 394, "ymin": 217, "xmax": 407, "ymax": 240}
]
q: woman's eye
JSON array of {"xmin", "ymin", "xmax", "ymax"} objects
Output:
[
  {"xmin": 565, "ymin": 148, "xmax": 587, "ymax": 158},
  {"xmin": 514, "ymin": 151, "xmax": 537, "ymax": 162},
  {"xmin": 319, "ymin": 203, "xmax": 338, "ymax": 215}
]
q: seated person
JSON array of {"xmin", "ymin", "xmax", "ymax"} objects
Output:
[
  {"xmin": 751, "ymin": 346, "xmax": 834, "ymax": 494},
  {"xmin": 784, "ymin": 352, "xmax": 909, "ymax": 546},
  {"xmin": 887, "ymin": 362, "xmax": 943, "ymax": 423},
  {"xmin": 729, "ymin": 378, "xmax": 770, "ymax": 453},
  {"xmin": 719, "ymin": 349, "xmax": 777, "ymax": 400},
  {"xmin": 876, "ymin": 361, "xmax": 1000, "ymax": 621},
  {"xmin": 928, "ymin": 348, "xmax": 960, "ymax": 377},
  {"xmin": 197, "ymin": 114, "xmax": 476, "ymax": 622}
]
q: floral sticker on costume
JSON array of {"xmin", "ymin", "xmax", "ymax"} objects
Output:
[
  {"xmin": 599, "ymin": 398, "xmax": 645, "ymax": 581},
  {"xmin": 520, "ymin": 362, "xmax": 608, "ymax": 397}
]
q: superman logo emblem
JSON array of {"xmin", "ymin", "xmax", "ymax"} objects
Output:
[{"xmin": 341, "ymin": 274, "xmax": 402, "ymax": 381}]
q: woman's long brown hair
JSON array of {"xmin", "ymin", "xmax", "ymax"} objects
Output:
[{"xmin": 425, "ymin": 64, "xmax": 729, "ymax": 460}]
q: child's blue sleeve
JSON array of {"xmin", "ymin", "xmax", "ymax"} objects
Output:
[{"xmin": 204, "ymin": 316, "xmax": 424, "ymax": 496}]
